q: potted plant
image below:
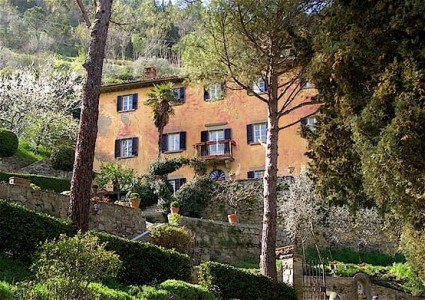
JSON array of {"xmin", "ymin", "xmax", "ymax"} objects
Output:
[
  {"xmin": 170, "ymin": 201, "xmax": 180, "ymax": 214},
  {"xmin": 213, "ymin": 181, "xmax": 261, "ymax": 225},
  {"xmin": 228, "ymin": 170, "xmax": 236, "ymax": 181},
  {"xmin": 128, "ymin": 192, "xmax": 141, "ymax": 208},
  {"xmin": 91, "ymin": 184, "xmax": 99, "ymax": 194}
]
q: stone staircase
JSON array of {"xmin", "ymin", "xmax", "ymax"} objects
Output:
[{"xmin": 140, "ymin": 204, "xmax": 166, "ymax": 223}]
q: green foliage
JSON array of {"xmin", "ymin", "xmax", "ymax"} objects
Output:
[
  {"xmin": 51, "ymin": 145, "xmax": 75, "ymax": 171},
  {"xmin": 0, "ymin": 281, "xmax": 15, "ymax": 300},
  {"xmin": 303, "ymin": 246, "xmax": 405, "ymax": 266},
  {"xmin": 0, "ymin": 171, "xmax": 70, "ymax": 193},
  {"xmin": 88, "ymin": 282, "xmax": 135, "ymax": 300},
  {"xmin": 31, "ymin": 232, "xmax": 122, "ymax": 300},
  {"xmin": 159, "ymin": 280, "xmax": 216, "ymax": 300},
  {"xmin": 170, "ymin": 201, "xmax": 180, "ymax": 208},
  {"xmin": 175, "ymin": 176, "xmax": 217, "ymax": 217},
  {"xmin": 0, "ymin": 200, "xmax": 76, "ymax": 260},
  {"xmin": 15, "ymin": 140, "xmax": 48, "ymax": 164},
  {"xmin": 401, "ymin": 226, "xmax": 425, "ymax": 285},
  {"xmin": 0, "ymin": 255, "xmax": 32, "ymax": 283},
  {"xmin": 140, "ymin": 286, "xmax": 169, "ymax": 300},
  {"xmin": 149, "ymin": 157, "xmax": 191, "ymax": 176},
  {"xmin": 330, "ymin": 262, "xmax": 424, "ymax": 296},
  {"xmin": 128, "ymin": 192, "xmax": 140, "ymax": 199},
  {"xmin": 132, "ymin": 176, "xmax": 158, "ymax": 208},
  {"xmin": 96, "ymin": 162, "xmax": 136, "ymax": 200},
  {"xmin": 0, "ymin": 129, "xmax": 18, "ymax": 157},
  {"xmin": 168, "ymin": 213, "xmax": 183, "ymax": 226},
  {"xmin": 149, "ymin": 225, "xmax": 194, "ymax": 255},
  {"xmin": 198, "ymin": 262, "xmax": 296, "ymax": 300},
  {"xmin": 95, "ymin": 232, "xmax": 192, "ymax": 286}
]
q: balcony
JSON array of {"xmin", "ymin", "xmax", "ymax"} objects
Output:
[{"xmin": 194, "ymin": 139, "xmax": 236, "ymax": 160}]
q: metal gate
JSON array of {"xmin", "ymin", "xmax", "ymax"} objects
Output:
[{"xmin": 302, "ymin": 259, "xmax": 327, "ymax": 300}]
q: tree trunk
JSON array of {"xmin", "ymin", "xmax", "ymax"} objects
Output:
[
  {"xmin": 68, "ymin": 0, "xmax": 113, "ymax": 232},
  {"xmin": 158, "ymin": 127, "xmax": 163, "ymax": 158},
  {"xmin": 260, "ymin": 90, "xmax": 279, "ymax": 282}
]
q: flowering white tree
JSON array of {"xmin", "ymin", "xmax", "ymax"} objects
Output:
[
  {"xmin": 279, "ymin": 169, "xmax": 400, "ymax": 259},
  {"xmin": 0, "ymin": 65, "xmax": 80, "ymax": 149},
  {"xmin": 279, "ymin": 169, "xmax": 325, "ymax": 260}
]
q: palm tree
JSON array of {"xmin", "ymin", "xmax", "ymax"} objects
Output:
[{"xmin": 144, "ymin": 82, "xmax": 179, "ymax": 158}]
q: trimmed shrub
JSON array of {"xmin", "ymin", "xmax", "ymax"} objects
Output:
[
  {"xmin": 149, "ymin": 157, "xmax": 190, "ymax": 176},
  {"xmin": 140, "ymin": 286, "xmax": 169, "ymax": 300},
  {"xmin": 0, "ymin": 200, "xmax": 76, "ymax": 260},
  {"xmin": 0, "ymin": 281, "xmax": 15, "ymax": 300},
  {"xmin": 51, "ymin": 145, "xmax": 75, "ymax": 171},
  {"xmin": 198, "ymin": 262, "xmax": 296, "ymax": 300},
  {"xmin": 175, "ymin": 176, "xmax": 217, "ymax": 217},
  {"xmin": 96, "ymin": 232, "xmax": 192, "ymax": 285},
  {"xmin": 159, "ymin": 280, "xmax": 216, "ymax": 300},
  {"xmin": 32, "ymin": 232, "xmax": 122, "ymax": 300},
  {"xmin": 133, "ymin": 177, "xmax": 158, "ymax": 208},
  {"xmin": 150, "ymin": 225, "xmax": 194, "ymax": 254},
  {"xmin": 0, "ymin": 129, "xmax": 18, "ymax": 158},
  {"xmin": 0, "ymin": 171, "xmax": 70, "ymax": 192},
  {"xmin": 89, "ymin": 282, "xmax": 135, "ymax": 300}
]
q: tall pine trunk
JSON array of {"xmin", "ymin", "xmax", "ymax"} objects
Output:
[
  {"xmin": 68, "ymin": 0, "xmax": 113, "ymax": 232},
  {"xmin": 260, "ymin": 75, "xmax": 279, "ymax": 282}
]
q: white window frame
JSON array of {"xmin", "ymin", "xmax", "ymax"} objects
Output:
[
  {"xmin": 122, "ymin": 95, "xmax": 133, "ymax": 111},
  {"xmin": 252, "ymin": 79, "xmax": 266, "ymax": 94},
  {"xmin": 306, "ymin": 116, "xmax": 317, "ymax": 132},
  {"xmin": 207, "ymin": 83, "xmax": 224, "ymax": 101},
  {"xmin": 254, "ymin": 170, "xmax": 264, "ymax": 179},
  {"xmin": 253, "ymin": 123, "xmax": 267, "ymax": 143},
  {"xmin": 120, "ymin": 138, "xmax": 133, "ymax": 157},
  {"xmin": 168, "ymin": 133, "xmax": 180, "ymax": 152},
  {"xmin": 209, "ymin": 129, "xmax": 225, "ymax": 155}
]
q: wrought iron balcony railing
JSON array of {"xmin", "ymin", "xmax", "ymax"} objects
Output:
[{"xmin": 194, "ymin": 139, "xmax": 236, "ymax": 160}]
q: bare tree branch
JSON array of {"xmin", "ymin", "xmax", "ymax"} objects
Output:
[
  {"xmin": 278, "ymin": 111, "xmax": 317, "ymax": 131},
  {"xmin": 75, "ymin": 0, "xmax": 91, "ymax": 28}
]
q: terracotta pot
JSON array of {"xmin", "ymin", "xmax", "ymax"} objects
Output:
[
  {"xmin": 229, "ymin": 174, "xmax": 236, "ymax": 181},
  {"xmin": 92, "ymin": 188, "xmax": 98, "ymax": 194},
  {"xmin": 170, "ymin": 206, "xmax": 180, "ymax": 214},
  {"xmin": 130, "ymin": 198, "xmax": 141, "ymax": 208},
  {"xmin": 228, "ymin": 213, "xmax": 238, "ymax": 224}
]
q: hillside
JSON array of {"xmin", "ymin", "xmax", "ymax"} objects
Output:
[{"xmin": 0, "ymin": 0, "xmax": 202, "ymax": 81}]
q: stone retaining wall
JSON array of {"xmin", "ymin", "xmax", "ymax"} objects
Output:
[
  {"xmin": 180, "ymin": 216, "xmax": 290, "ymax": 264},
  {"xmin": 0, "ymin": 183, "xmax": 146, "ymax": 238}
]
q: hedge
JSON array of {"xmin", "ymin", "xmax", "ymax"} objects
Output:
[
  {"xmin": 0, "ymin": 171, "xmax": 70, "ymax": 193},
  {"xmin": 0, "ymin": 281, "xmax": 15, "ymax": 300},
  {"xmin": 0, "ymin": 200, "xmax": 192, "ymax": 286},
  {"xmin": 0, "ymin": 129, "xmax": 18, "ymax": 158},
  {"xmin": 96, "ymin": 232, "xmax": 192, "ymax": 286},
  {"xmin": 159, "ymin": 280, "xmax": 216, "ymax": 300},
  {"xmin": 0, "ymin": 200, "xmax": 76, "ymax": 260},
  {"xmin": 51, "ymin": 145, "xmax": 75, "ymax": 172},
  {"xmin": 198, "ymin": 262, "xmax": 296, "ymax": 300}
]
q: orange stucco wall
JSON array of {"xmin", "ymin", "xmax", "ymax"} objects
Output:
[{"xmin": 94, "ymin": 80, "xmax": 317, "ymax": 180}]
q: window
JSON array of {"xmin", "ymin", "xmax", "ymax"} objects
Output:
[
  {"xmin": 209, "ymin": 129, "xmax": 225, "ymax": 155},
  {"xmin": 306, "ymin": 116, "xmax": 317, "ymax": 132},
  {"xmin": 247, "ymin": 170, "xmax": 264, "ymax": 179},
  {"xmin": 253, "ymin": 123, "xmax": 267, "ymax": 143},
  {"xmin": 254, "ymin": 170, "xmax": 264, "ymax": 179},
  {"xmin": 168, "ymin": 178, "xmax": 186, "ymax": 194},
  {"xmin": 168, "ymin": 133, "xmax": 180, "ymax": 152},
  {"xmin": 114, "ymin": 137, "xmax": 138, "ymax": 158},
  {"xmin": 252, "ymin": 79, "xmax": 267, "ymax": 94},
  {"xmin": 173, "ymin": 87, "xmax": 185, "ymax": 103},
  {"xmin": 162, "ymin": 132, "xmax": 186, "ymax": 153},
  {"xmin": 247, "ymin": 122, "xmax": 267, "ymax": 144},
  {"xmin": 204, "ymin": 83, "xmax": 224, "ymax": 101},
  {"xmin": 117, "ymin": 93, "xmax": 138, "ymax": 112}
]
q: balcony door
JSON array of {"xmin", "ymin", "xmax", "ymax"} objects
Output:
[{"xmin": 209, "ymin": 130, "xmax": 225, "ymax": 155}]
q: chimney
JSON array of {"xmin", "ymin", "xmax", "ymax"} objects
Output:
[{"xmin": 144, "ymin": 66, "xmax": 157, "ymax": 80}]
